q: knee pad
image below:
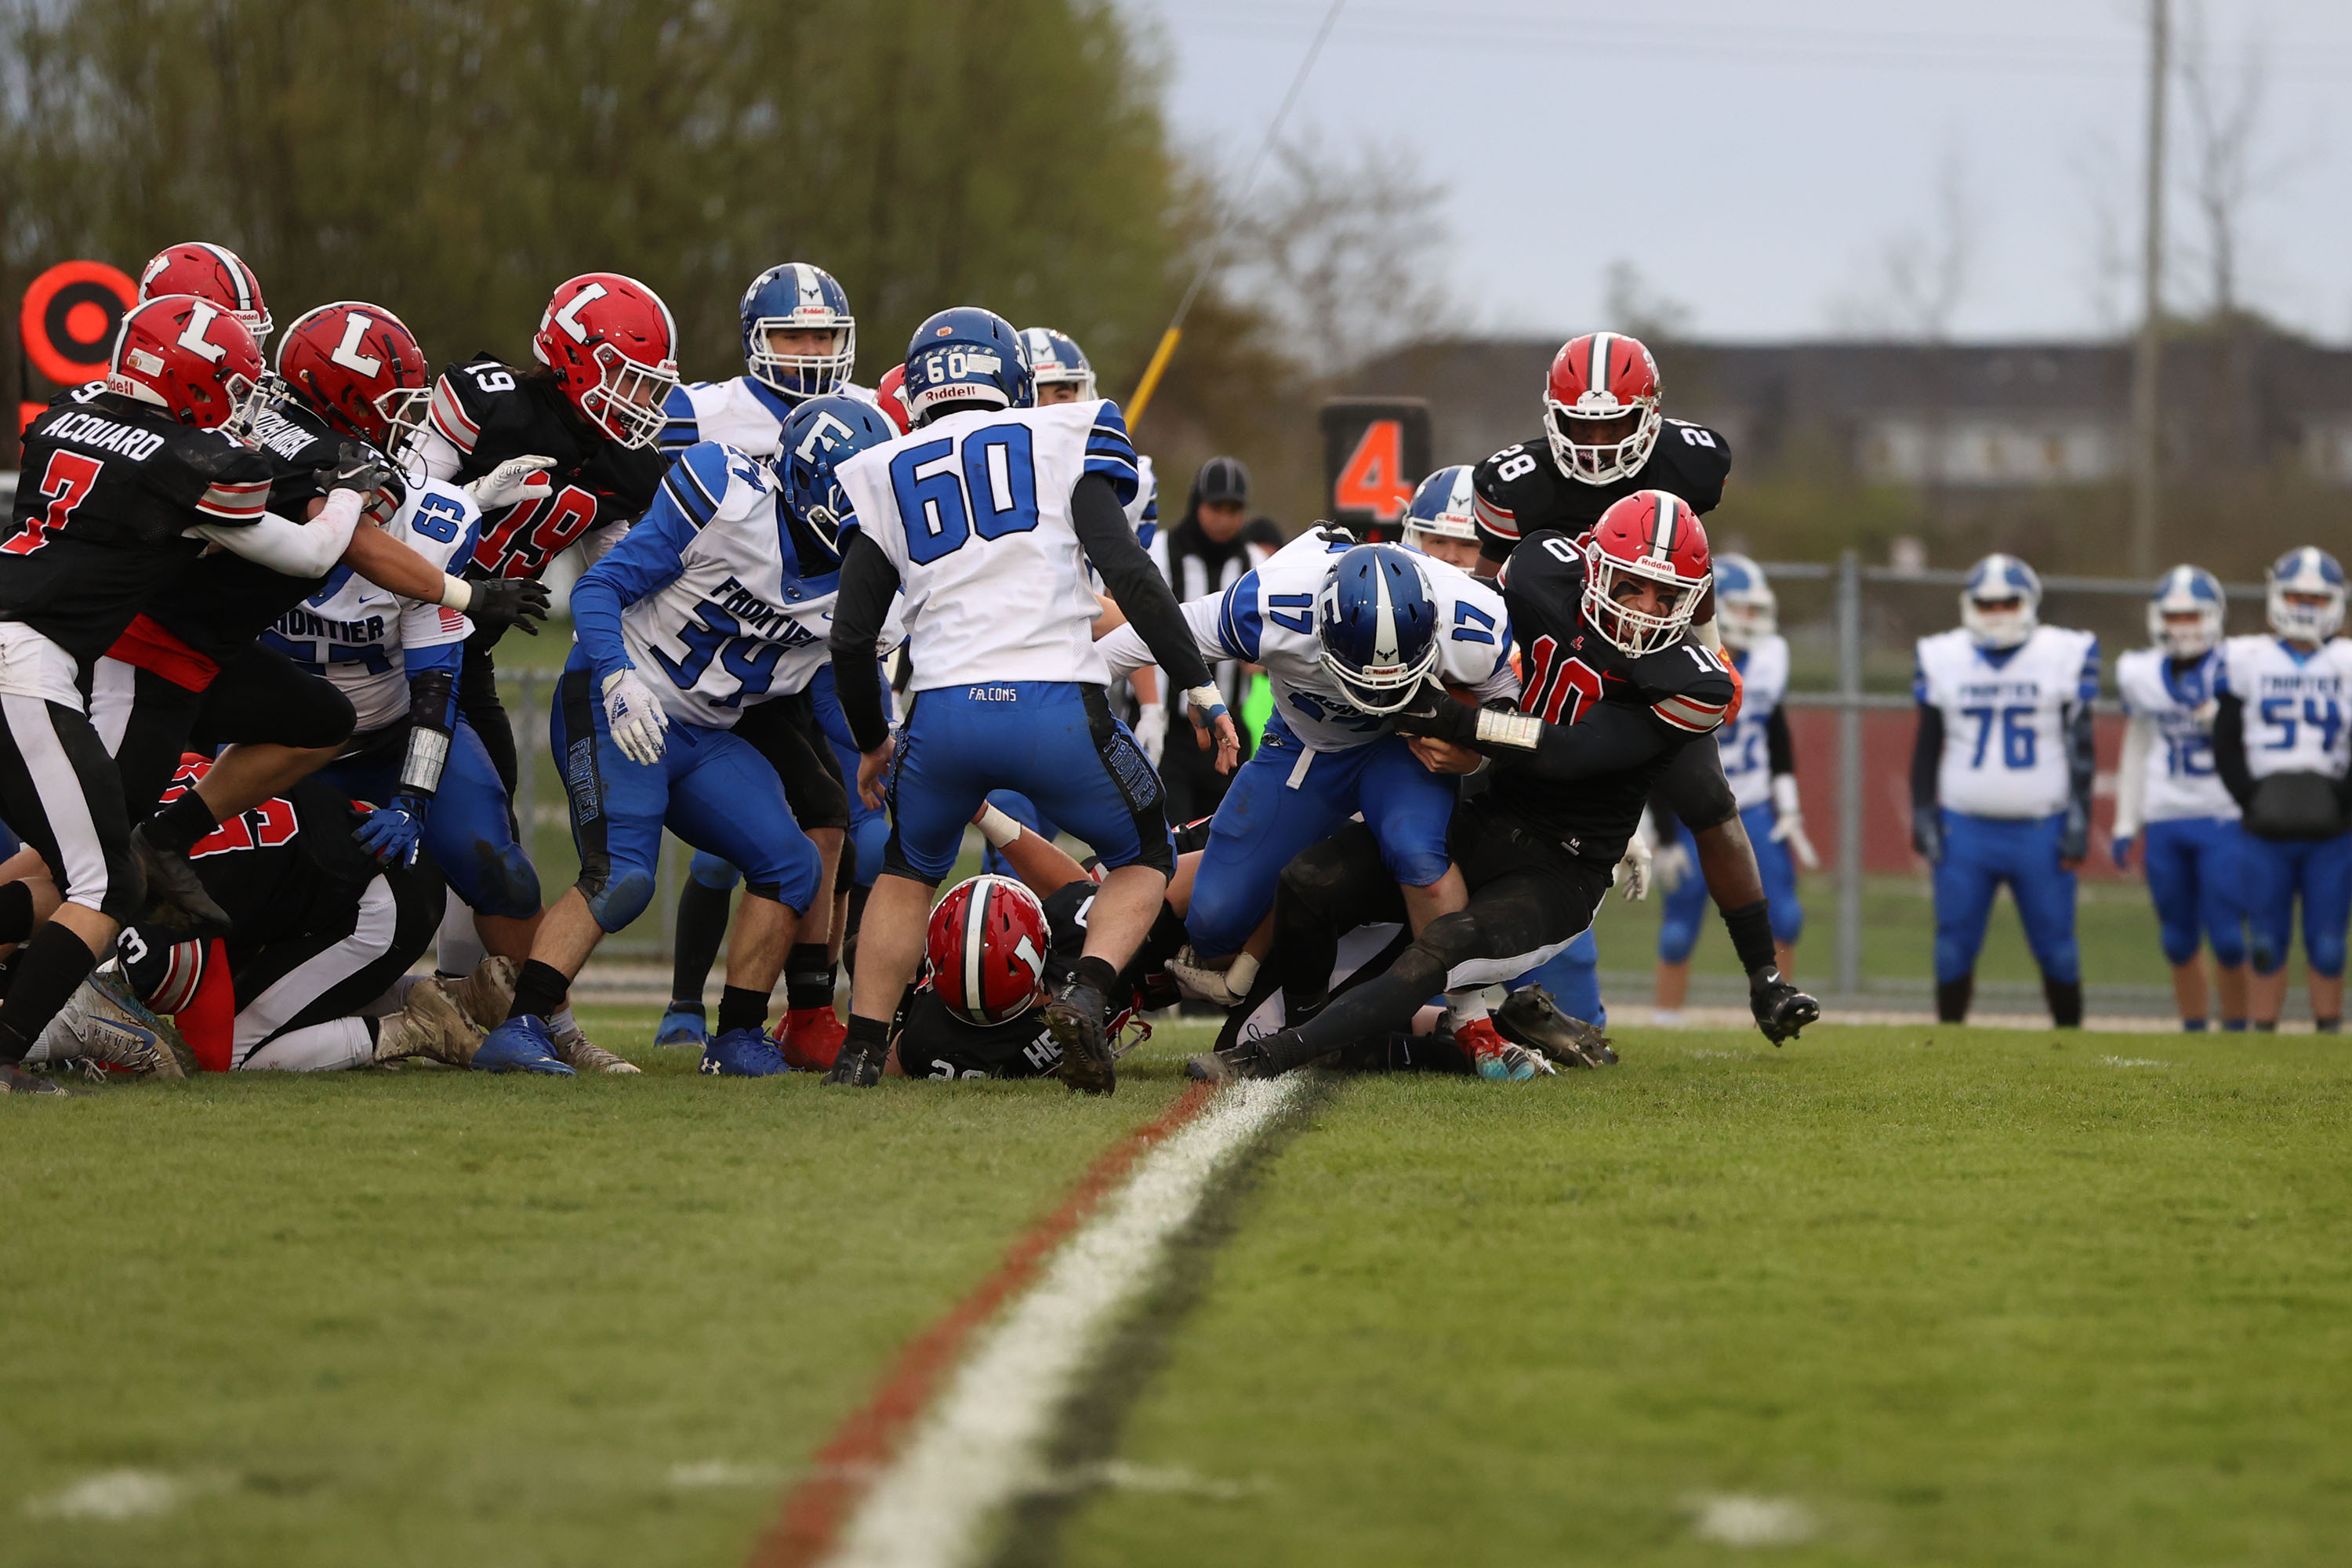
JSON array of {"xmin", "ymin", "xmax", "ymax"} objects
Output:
[
  {"xmin": 1657, "ymin": 910, "xmax": 1702, "ymax": 964},
  {"xmin": 1382, "ymin": 843, "xmax": 1453, "ymax": 895},
  {"xmin": 2157, "ymin": 913, "xmax": 2201, "ymax": 968},
  {"xmin": 580, "ymin": 864, "xmax": 655, "ymax": 933},
  {"xmin": 2249, "ymin": 929, "xmax": 2286, "ymax": 976},
  {"xmin": 464, "ymin": 840, "xmax": 541, "ymax": 920},
  {"xmin": 2206, "ymin": 922, "xmax": 2248, "ymax": 969},
  {"xmin": 2310, "ymin": 930, "xmax": 2347, "ymax": 981},
  {"xmin": 688, "ymin": 851, "xmax": 742, "ymax": 893},
  {"xmin": 1769, "ymin": 901, "xmax": 1804, "ymax": 947}
]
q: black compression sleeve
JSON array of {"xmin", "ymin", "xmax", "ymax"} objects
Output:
[
  {"xmin": 1911, "ymin": 705, "xmax": 1943, "ymax": 808},
  {"xmin": 1766, "ymin": 705, "xmax": 1795, "ymax": 775},
  {"xmin": 2066, "ymin": 704, "xmax": 2096, "ymax": 818},
  {"xmin": 827, "ymin": 535, "xmax": 902, "ymax": 753},
  {"xmin": 1070, "ymin": 473, "xmax": 1213, "ymax": 693},
  {"xmin": 2212, "ymin": 693, "xmax": 2255, "ymax": 808},
  {"xmin": 1492, "ymin": 700, "xmax": 1674, "ymax": 782}
]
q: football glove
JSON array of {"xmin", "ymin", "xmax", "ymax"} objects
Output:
[
  {"xmin": 602, "ymin": 669, "xmax": 670, "ymax": 765},
  {"xmin": 1613, "ymin": 833, "xmax": 1653, "ymax": 902},
  {"xmin": 2111, "ymin": 834, "xmax": 2135, "ymax": 869},
  {"xmin": 1769, "ymin": 772, "xmax": 1820, "ymax": 871},
  {"xmin": 1650, "ymin": 838, "xmax": 1693, "ymax": 895},
  {"xmin": 461, "ymin": 575, "xmax": 551, "ymax": 636},
  {"xmin": 466, "ymin": 454, "xmax": 557, "ymax": 513},
  {"xmin": 1911, "ymin": 804, "xmax": 1945, "ymax": 865},
  {"xmin": 1131, "ymin": 703, "xmax": 1168, "ymax": 767},
  {"xmin": 319, "ymin": 441, "xmax": 400, "ymax": 499},
  {"xmin": 2059, "ymin": 798, "xmax": 2091, "ymax": 863},
  {"xmin": 354, "ymin": 794, "xmax": 428, "ymax": 869}
]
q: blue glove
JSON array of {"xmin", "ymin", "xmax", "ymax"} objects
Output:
[
  {"xmin": 1910, "ymin": 804, "xmax": 1944, "ymax": 866},
  {"xmin": 2111, "ymin": 834, "xmax": 2134, "ymax": 869},
  {"xmin": 354, "ymin": 794, "xmax": 428, "ymax": 868}
]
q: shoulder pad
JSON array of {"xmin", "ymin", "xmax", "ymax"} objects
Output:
[
  {"xmin": 1651, "ymin": 420, "xmax": 1733, "ymax": 511},
  {"xmin": 1624, "ymin": 641, "xmax": 1737, "ymax": 734},
  {"xmin": 659, "ymin": 441, "xmax": 758, "ymax": 530},
  {"xmin": 1471, "ymin": 437, "xmax": 1554, "ymax": 544}
]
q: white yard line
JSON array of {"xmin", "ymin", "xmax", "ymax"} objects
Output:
[{"xmin": 821, "ymin": 1076, "xmax": 1305, "ymax": 1568}]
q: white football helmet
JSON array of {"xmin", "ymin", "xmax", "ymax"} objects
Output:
[
  {"xmin": 1711, "ymin": 553, "xmax": 1776, "ymax": 652},
  {"xmin": 2147, "ymin": 564, "xmax": 2225, "ymax": 659},
  {"xmin": 1961, "ymin": 553, "xmax": 2041, "ymax": 650},
  {"xmin": 2267, "ymin": 546, "xmax": 2346, "ymax": 643}
]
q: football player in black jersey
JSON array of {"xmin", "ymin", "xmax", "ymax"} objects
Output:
[
  {"xmin": 1472, "ymin": 331, "xmax": 1817, "ymax": 1043},
  {"xmin": 0, "ymin": 297, "xmax": 280, "ymax": 1092},
  {"xmin": 408, "ymin": 272, "xmax": 679, "ymax": 797},
  {"xmin": 1196, "ymin": 493, "xmax": 1764, "ymax": 1083}
]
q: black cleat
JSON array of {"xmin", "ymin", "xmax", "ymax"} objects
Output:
[
  {"xmin": 1184, "ymin": 1036, "xmax": 1276, "ymax": 1086},
  {"xmin": 131, "ymin": 822, "xmax": 232, "ymax": 937},
  {"xmin": 1044, "ymin": 980, "xmax": 1116, "ymax": 1096},
  {"xmin": 1, "ymin": 1062, "xmax": 77, "ymax": 1095},
  {"xmin": 1749, "ymin": 971, "xmax": 1820, "ymax": 1044},
  {"xmin": 821, "ymin": 1038, "xmax": 886, "ymax": 1087},
  {"xmin": 1494, "ymin": 985, "xmax": 1618, "ymax": 1068}
]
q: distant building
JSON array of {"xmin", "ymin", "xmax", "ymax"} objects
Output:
[{"xmin": 1348, "ymin": 332, "xmax": 2352, "ymax": 488}]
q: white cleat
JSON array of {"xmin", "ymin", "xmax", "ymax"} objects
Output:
[
  {"xmin": 35, "ymin": 975, "xmax": 184, "ymax": 1080},
  {"xmin": 550, "ymin": 1016, "xmax": 640, "ymax": 1075}
]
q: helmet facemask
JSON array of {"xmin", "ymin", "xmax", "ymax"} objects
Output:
[
  {"xmin": 579, "ymin": 340, "xmax": 681, "ymax": 449},
  {"xmin": 1583, "ymin": 546, "xmax": 1707, "ymax": 656},
  {"xmin": 748, "ymin": 317, "xmax": 855, "ymax": 399},
  {"xmin": 1544, "ymin": 396, "xmax": 1662, "ymax": 487},
  {"xmin": 1961, "ymin": 593, "xmax": 2037, "ymax": 650}
]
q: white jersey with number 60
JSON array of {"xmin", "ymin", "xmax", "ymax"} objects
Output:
[
  {"xmin": 1914, "ymin": 624, "xmax": 2100, "ymax": 818},
  {"xmin": 832, "ymin": 400, "xmax": 1141, "ymax": 693}
]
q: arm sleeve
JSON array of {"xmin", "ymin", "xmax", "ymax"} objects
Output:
[
  {"xmin": 2066, "ymin": 702, "xmax": 2096, "ymax": 822},
  {"xmin": 2113, "ymin": 714, "xmax": 2151, "ymax": 839},
  {"xmin": 568, "ymin": 491, "xmax": 697, "ymax": 684},
  {"xmin": 1766, "ymin": 705, "xmax": 1796, "ymax": 775},
  {"xmin": 191, "ymin": 489, "xmax": 361, "ymax": 576},
  {"xmin": 1070, "ymin": 470, "xmax": 1213, "ymax": 694},
  {"xmin": 1098, "ymin": 595, "xmax": 1225, "ymax": 684},
  {"xmin": 2212, "ymin": 692, "xmax": 2256, "ymax": 808},
  {"xmin": 1489, "ymin": 699, "xmax": 1677, "ymax": 782},
  {"xmin": 828, "ymin": 533, "xmax": 904, "ymax": 753},
  {"xmin": 1911, "ymin": 703, "xmax": 1944, "ymax": 808}
]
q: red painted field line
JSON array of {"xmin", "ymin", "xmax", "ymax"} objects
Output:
[{"xmin": 746, "ymin": 1081, "xmax": 1218, "ymax": 1568}]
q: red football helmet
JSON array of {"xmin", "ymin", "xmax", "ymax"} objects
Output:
[
  {"xmin": 107, "ymin": 294, "xmax": 273, "ymax": 435},
  {"xmin": 275, "ymin": 302, "xmax": 432, "ymax": 451},
  {"xmin": 1582, "ymin": 489, "xmax": 1712, "ymax": 655},
  {"xmin": 926, "ymin": 874, "xmax": 1052, "ymax": 1026},
  {"xmin": 874, "ymin": 362, "xmax": 914, "ymax": 436},
  {"xmin": 139, "ymin": 241, "xmax": 272, "ymax": 345},
  {"xmin": 530, "ymin": 272, "xmax": 680, "ymax": 449},
  {"xmin": 1544, "ymin": 331, "xmax": 1663, "ymax": 486}
]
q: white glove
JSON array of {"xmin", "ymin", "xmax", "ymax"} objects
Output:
[
  {"xmin": 601, "ymin": 669, "xmax": 670, "ymax": 765},
  {"xmin": 1651, "ymin": 840, "xmax": 1693, "ymax": 895},
  {"xmin": 1613, "ymin": 833, "xmax": 1653, "ymax": 902},
  {"xmin": 1131, "ymin": 703, "xmax": 1168, "ymax": 767},
  {"xmin": 1770, "ymin": 772, "xmax": 1820, "ymax": 871},
  {"xmin": 466, "ymin": 455, "xmax": 557, "ymax": 513}
]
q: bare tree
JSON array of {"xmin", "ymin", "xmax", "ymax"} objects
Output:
[
  {"xmin": 1828, "ymin": 143, "xmax": 1976, "ymax": 343},
  {"xmin": 2175, "ymin": 0, "xmax": 2279, "ymax": 319},
  {"xmin": 1601, "ymin": 259, "xmax": 1694, "ymax": 343}
]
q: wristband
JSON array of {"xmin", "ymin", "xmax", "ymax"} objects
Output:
[
  {"xmin": 437, "ymin": 575, "xmax": 472, "ymax": 612},
  {"xmin": 398, "ymin": 726, "xmax": 452, "ymax": 797},
  {"xmin": 1472, "ymin": 708, "xmax": 1544, "ymax": 752},
  {"xmin": 973, "ymin": 801, "xmax": 1023, "ymax": 848},
  {"xmin": 1185, "ymin": 682, "xmax": 1228, "ymax": 720}
]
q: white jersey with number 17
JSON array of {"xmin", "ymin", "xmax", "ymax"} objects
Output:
[{"xmin": 832, "ymin": 399, "xmax": 1141, "ymax": 693}]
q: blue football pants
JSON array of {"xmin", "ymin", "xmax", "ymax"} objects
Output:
[
  {"xmin": 1933, "ymin": 809, "xmax": 2080, "ymax": 985},
  {"xmin": 1656, "ymin": 800, "xmax": 1803, "ymax": 964},
  {"xmin": 323, "ymin": 715, "xmax": 541, "ymax": 919},
  {"xmin": 2140, "ymin": 815, "xmax": 2248, "ymax": 968},
  {"xmin": 2240, "ymin": 826, "xmax": 2352, "ymax": 978}
]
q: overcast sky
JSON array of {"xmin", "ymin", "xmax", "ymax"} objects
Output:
[{"xmin": 1124, "ymin": 0, "xmax": 2352, "ymax": 343}]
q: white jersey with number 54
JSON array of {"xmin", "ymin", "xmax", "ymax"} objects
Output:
[
  {"xmin": 832, "ymin": 400, "xmax": 1141, "ymax": 692},
  {"xmin": 2218, "ymin": 633, "xmax": 2352, "ymax": 781}
]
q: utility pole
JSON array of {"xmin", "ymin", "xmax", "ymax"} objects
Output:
[{"xmin": 2131, "ymin": 0, "xmax": 2169, "ymax": 575}]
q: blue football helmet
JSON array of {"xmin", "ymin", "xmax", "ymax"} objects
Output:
[
  {"xmin": 1317, "ymin": 544, "xmax": 1441, "ymax": 714},
  {"xmin": 2147, "ymin": 564, "xmax": 2226, "ymax": 658},
  {"xmin": 1019, "ymin": 327, "xmax": 1094, "ymax": 401},
  {"xmin": 1402, "ymin": 465, "xmax": 1477, "ymax": 546},
  {"xmin": 1961, "ymin": 552, "xmax": 2042, "ymax": 649},
  {"xmin": 902, "ymin": 307, "xmax": 1031, "ymax": 423},
  {"xmin": 739, "ymin": 263, "xmax": 855, "ymax": 398},
  {"xmin": 779, "ymin": 394, "xmax": 898, "ymax": 551},
  {"xmin": 2267, "ymin": 546, "xmax": 2346, "ymax": 642},
  {"xmin": 1712, "ymin": 552, "xmax": 1776, "ymax": 652}
]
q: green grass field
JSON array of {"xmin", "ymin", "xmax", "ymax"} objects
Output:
[{"xmin": 8, "ymin": 1007, "xmax": 2350, "ymax": 1566}]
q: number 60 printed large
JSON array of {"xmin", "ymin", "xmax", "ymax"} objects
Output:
[{"xmin": 887, "ymin": 423, "xmax": 1040, "ymax": 565}]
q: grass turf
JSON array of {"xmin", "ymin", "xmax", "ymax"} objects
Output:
[{"xmin": 10, "ymin": 1014, "xmax": 2349, "ymax": 1566}]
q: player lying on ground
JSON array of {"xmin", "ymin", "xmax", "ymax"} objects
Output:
[
  {"xmin": 821, "ymin": 307, "xmax": 1239, "ymax": 1097},
  {"xmin": 19, "ymin": 755, "xmax": 503, "ymax": 1078},
  {"xmin": 2111, "ymin": 564, "xmax": 2249, "ymax": 1032}
]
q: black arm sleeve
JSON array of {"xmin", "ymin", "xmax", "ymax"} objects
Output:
[
  {"xmin": 2066, "ymin": 703, "xmax": 2096, "ymax": 818},
  {"xmin": 1070, "ymin": 472, "xmax": 1213, "ymax": 695},
  {"xmin": 1491, "ymin": 699, "xmax": 1675, "ymax": 782},
  {"xmin": 2212, "ymin": 693, "xmax": 2256, "ymax": 809},
  {"xmin": 827, "ymin": 534, "xmax": 903, "ymax": 753},
  {"xmin": 1911, "ymin": 704, "xmax": 1943, "ymax": 808},
  {"xmin": 1766, "ymin": 705, "xmax": 1795, "ymax": 775}
]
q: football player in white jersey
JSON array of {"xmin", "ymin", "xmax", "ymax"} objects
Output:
[
  {"xmin": 659, "ymin": 263, "xmax": 873, "ymax": 459},
  {"xmin": 822, "ymin": 307, "xmax": 1238, "ymax": 1094},
  {"xmin": 2212, "ymin": 546, "xmax": 2352, "ymax": 1033},
  {"xmin": 1096, "ymin": 529, "xmax": 1515, "ymax": 995},
  {"xmin": 2112, "ymin": 564, "xmax": 2249, "ymax": 1032},
  {"xmin": 471, "ymin": 440, "xmax": 837, "ymax": 1076},
  {"xmin": 1910, "ymin": 554, "xmax": 2099, "ymax": 1026},
  {"xmin": 1653, "ymin": 554, "xmax": 1813, "ymax": 1017}
]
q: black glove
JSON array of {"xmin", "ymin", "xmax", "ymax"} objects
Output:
[
  {"xmin": 2059, "ymin": 798, "xmax": 2090, "ymax": 863},
  {"xmin": 467, "ymin": 575, "xmax": 551, "ymax": 636},
  {"xmin": 1911, "ymin": 803, "xmax": 1944, "ymax": 865},
  {"xmin": 319, "ymin": 441, "xmax": 402, "ymax": 505},
  {"xmin": 1310, "ymin": 521, "xmax": 1357, "ymax": 546},
  {"xmin": 1387, "ymin": 682, "xmax": 1478, "ymax": 746}
]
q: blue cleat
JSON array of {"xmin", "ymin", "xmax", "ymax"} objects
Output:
[
  {"xmin": 471, "ymin": 1015, "xmax": 578, "ymax": 1076},
  {"xmin": 699, "ymin": 1026, "xmax": 793, "ymax": 1077},
  {"xmin": 655, "ymin": 1002, "xmax": 710, "ymax": 1048}
]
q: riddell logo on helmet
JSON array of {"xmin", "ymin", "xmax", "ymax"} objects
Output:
[{"xmin": 935, "ymin": 325, "xmax": 954, "ymax": 336}]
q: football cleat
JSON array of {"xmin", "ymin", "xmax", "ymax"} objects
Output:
[
  {"xmin": 1454, "ymin": 1017, "xmax": 1551, "ymax": 1081},
  {"xmin": 550, "ymin": 1015, "xmax": 639, "ymax": 1075},
  {"xmin": 129, "ymin": 822, "xmax": 233, "ymax": 937},
  {"xmin": 35, "ymin": 978, "xmax": 183, "ymax": 1080},
  {"xmin": 822, "ymin": 1037, "xmax": 887, "ymax": 1087},
  {"xmin": 699, "ymin": 1027, "xmax": 792, "ymax": 1077},
  {"xmin": 655, "ymin": 1001, "xmax": 710, "ymax": 1048},
  {"xmin": 0, "ymin": 1062, "xmax": 76, "ymax": 1095},
  {"xmin": 1749, "ymin": 971, "xmax": 1820, "ymax": 1045},
  {"xmin": 1043, "ymin": 979, "xmax": 1116, "ymax": 1096},
  {"xmin": 1164, "ymin": 945, "xmax": 1246, "ymax": 1007},
  {"xmin": 471, "ymin": 1015, "xmax": 576, "ymax": 1076},
  {"xmin": 437, "ymin": 956, "xmax": 519, "ymax": 1033},
  {"xmin": 775, "ymin": 1005, "xmax": 845, "ymax": 1073},
  {"xmin": 374, "ymin": 982, "xmax": 481, "ymax": 1067},
  {"xmin": 1494, "ymin": 985, "xmax": 1617, "ymax": 1069},
  {"xmin": 1184, "ymin": 1037, "xmax": 1276, "ymax": 1086}
]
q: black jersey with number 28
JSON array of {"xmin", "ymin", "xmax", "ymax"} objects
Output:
[{"xmin": 1471, "ymin": 416, "xmax": 1731, "ymax": 560}]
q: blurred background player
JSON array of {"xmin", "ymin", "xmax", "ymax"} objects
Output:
[
  {"xmin": 1911, "ymin": 554, "xmax": 2099, "ymax": 1027},
  {"xmin": 136, "ymin": 241, "xmax": 272, "ymax": 350},
  {"xmin": 2112, "ymin": 565, "xmax": 2248, "ymax": 1033},
  {"xmin": 1149, "ymin": 456, "xmax": 1267, "ymax": 823},
  {"xmin": 2212, "ymin": 547, "xmax": 2352, "ymax": 1033},
  {"xmin": 822, "ymin": 307, "xmax": 1236, "ymax": 1094},
  {"xmin": 1653, "ymin": 554, "xmax": 1813, "ymax": 1021}
]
